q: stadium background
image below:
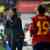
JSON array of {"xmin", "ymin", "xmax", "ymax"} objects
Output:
[{"xmin": 0, "ymin": 0, "xmax": 49, "ymax": 50}]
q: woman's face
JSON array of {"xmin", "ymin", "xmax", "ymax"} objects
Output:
[
  {"xmin": 4, "ymin": 9, "xmax": 14, "ymax": 17},
  {"xmin": 8, "ymin": 9, "xmax": 14, "ymax": 16}
]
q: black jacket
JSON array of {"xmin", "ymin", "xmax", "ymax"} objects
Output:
[{"xmin": 6, "ymin": 16, "xmax": 24, "ymax": 39}]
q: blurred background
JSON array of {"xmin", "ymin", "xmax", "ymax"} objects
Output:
[
  {"xmin": 16, "ymin": 0, "xmax": 49, "ymax": 45},
  {"xmin": 0, "ymin": 0, "xmax": 49, "ymax": 50}
]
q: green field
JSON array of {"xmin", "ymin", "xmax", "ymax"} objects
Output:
[{"xmin": 0, "ymin": 46, "xmax": 5, "ymax": 50}]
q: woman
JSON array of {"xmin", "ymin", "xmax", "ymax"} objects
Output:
[{"xmin": 5, "ymin": 8, "xmax": 24, "ymax": 50}]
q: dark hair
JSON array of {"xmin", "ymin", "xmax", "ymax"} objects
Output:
[
  {"xmin": 38, "ymin": 5, "xmax": 45, "ymax": 14},
  {"xmin": 12, "ymin": 8, "xmax": 16, "ymax": 14},
  {"xmin": 4, "ymin": 7, "xmax": 9, "ymax": 12},
  {"xmin": 5, "ymin": 7, "xmax": 17, "ymax": 16},
  {"xmin": 12, "ymin": 8, "xmax": 17, "ymax": 17}
]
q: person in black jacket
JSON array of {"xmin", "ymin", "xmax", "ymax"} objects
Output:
[
  {"xmin": 5, "ymin": 8, "xmax": 24, "ymax": 50},
  {"xmin": 12, "ymin": 8, "xmax": 24, "ymax": 50}
]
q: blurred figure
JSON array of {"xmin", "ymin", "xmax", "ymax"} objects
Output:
[
  {"xmin": 11, "ymin": 8, "xmax": 24, "ymax": 50},
  {"xmin": 30, "ymin": 5, "xmax": 50, "ymax": 50},
  {"xmin": 5, "ymin": 8, "xmax": 24, "ymax": 50},
  {"xmin": 0, "ymin": 4, "xmax": 6, "ymax": 46},
  {"xmin": 24, "ymin": 24, "xmax": 32, "ymax": 45},
  {"xmin": 4, "ymin": 8, "xmax": 14, "ymax": 49}
]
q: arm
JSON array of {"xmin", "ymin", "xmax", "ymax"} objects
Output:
[
  {"xmin": 17, "ymin": 17, "xmax": 23, "ymax": 33},
  {"xmin": 16, "ymin": 17, "xmax": 24, "ymax": 38},
  {"xmin": 30, "ymin": 17, "xmax": 35, "ymax": 37}
]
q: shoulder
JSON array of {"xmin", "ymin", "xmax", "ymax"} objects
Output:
[
  {"xmin": 48, "ymin": 16, "xmax": 50, "ymax": 22},
  {"xmin": 17, "ymin": 17, "xmax": 21, "ymax": 22},
  {"xmin": 32, "ymin": 16, "xmax": 36, "ymax": 21},
  {"xmin": 48, "ymin": 16, "xmax": 50, "ymax": 19},
  {"xmin": 32, "ymin": 15, "xmax": 37, "ymax": 22}
]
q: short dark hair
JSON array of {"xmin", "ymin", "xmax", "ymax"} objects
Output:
[
  {"xmin": 4, "ymin": 7, "xmax": 16, "ymax": 14},
  {"xmin": 12, "ymin": 8, "xmax": 16, "ymax": 14},
  {"xmin": 38, "ymin": 5, "xmax": 45, "ymax": 14},
  {"xmin": 12, "ymin": 8, "xmax": 17, "ymax": 16}
]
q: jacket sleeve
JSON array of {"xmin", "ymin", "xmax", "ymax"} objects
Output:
[
  {"xmin": 16, "ymin": 17, "xmax": 24, "ymax": 38},
  {"xmin": 17, "ymin": 17, "xmax": 23, "ymax": 33}
]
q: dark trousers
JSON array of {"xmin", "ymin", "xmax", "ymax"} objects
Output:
[
  {"xmin": 33, "ymin": 43, "xmax": 50, "ymax": 50},
  {"xmin": 12, "ymin": 37, "xmax": 16, "ymax": 50},
  {"xmin": 8, "ymin": 39, "xmax": 11, "ymax": 48},
  {"xmin": 16, "ymin": 39, "xmax": 24, "ymax": 50},
  {"xmin": 12, "ymin": 38, "xmax": 24, "ymax": 50}
]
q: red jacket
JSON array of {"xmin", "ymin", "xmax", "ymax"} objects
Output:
[{"xmin": 30, "ymin": 15, "xmax": 50, "ymax": 46}]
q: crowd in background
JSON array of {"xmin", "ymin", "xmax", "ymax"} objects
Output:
[
  {"xmin": 0, "ymin": 0, "xmax": 49, "ymax": 50},
  {"xmin": 0, "ymin": 6, "xmax": 24, "ymax": 50}
]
